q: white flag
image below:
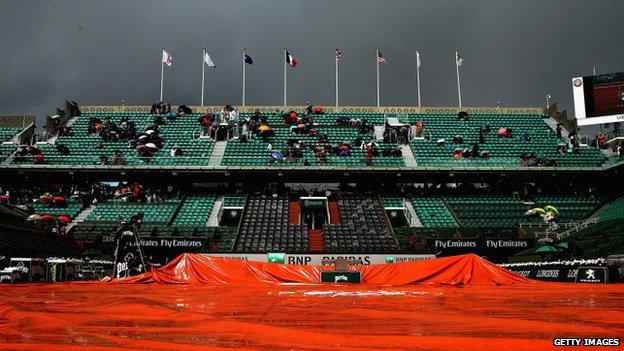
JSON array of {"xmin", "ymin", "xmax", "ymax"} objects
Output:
[
  {"xmin": 416, "ymin": 51, "xmax": 421, "ymax": 69},
  {"xmin": 162, "ymin": 49, "xmax": 173, "ymax": 67},
  {"xmin": 203, "ymin": 50, "xmax": 216, "ymax": 68},
  {"xmin": 456, "ymin": 52, "xmax": 463, "ymax": 67}
]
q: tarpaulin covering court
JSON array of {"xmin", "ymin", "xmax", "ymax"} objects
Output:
[
  {"xmin": 117, "ymin": 253, "xmax": 532, "ymax": 286},
  {"xmin": 0, "ymin": 254, "xmax": 622, "ymax": 350}
]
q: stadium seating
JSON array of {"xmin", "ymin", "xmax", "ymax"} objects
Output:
[
  {"xmin": 598, "ymin": 197, "xmax": 624, "ymax": 222},
  {"xmin": 171, "ymin": 195, "xmax": 216, "ymax": 227},
  {"xmin": 4, "ymin": 109, "xmax": 612, "ymax": 169},
  {"xmin": 444, "ymin": 195, "xmax": 602, "ymax": 228},
  {"xmin": 408, "ymin": 113, "xmax": 606, "ymax": 167},
  {"xmin": 222, "ymin": 196, "xmax": 246, "ymax": 207},
  {"xmin": 84, "ymin": 201, "xmax": 179, "ymax": 223},
  {"xmin": 445, "ymin": 195, "xmax": 537, "ymax": 228},
  {"xmin": 0, "ymin": 127, "xmax": 21, "ymax": 160},
  {"xmin": 323, "ymin": 196, "xmax": 398, "ymax": 252},
  {"xmin": 410, "ymin": 197, "xmax": 458, "ymax": 228},
  {"xmin": 235, "ymin": 196, "xmax": 309, "ymax": 252},
  {"xmin": 18, "ymin": 112, "xmax": 214, "ymax": 166},
  {"xmin": 33, "ymin": 202, "xmax": 84, "ymax": 219},
  {"xmin": 381, "ymin": 198, "xmax": 404, "ymax": 208},
  {"xmin": 222, "ymin": 125, "xmax": 403, "ymax": 167},
  {"xmin": 532, "ymin": 195, "xmax": 602, "ymax": 223}
]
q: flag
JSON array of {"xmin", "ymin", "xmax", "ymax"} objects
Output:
[
  {"xmin": 286, "ymin": 50, "xmax": 297, "ymax": 67},
  {"xmin": 416, "ymin": 51, "xmax": 421, "ymax": 69},
  {"xmin": 244, "ymin": 54, "xmax": 253, "ymax": 65},
  {"xmin": 377, "ymin": 51, "xmax": 388, "ymax": 65},
  {"xmin": 456, "ymin": 52, "xmax": 464, "ymax": 67},
  {"xmin": 203, "ymin": 50, "xmax": 216, "ymax": 68},
  {"xmin": 162, "ymin": 49, "xmax": 173, "ymax": 67},
  {"xmin": 335, "ymin": 47, "xmax": 342, "ymax": 62}
]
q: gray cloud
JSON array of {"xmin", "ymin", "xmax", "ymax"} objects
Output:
[{"xmin": 1, "ymin": 0, "xmax": 623, "ymax": 130}]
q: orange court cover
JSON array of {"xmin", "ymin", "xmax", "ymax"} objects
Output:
[
  {"xmin": 0, "ymin": 254, "xmax": 622, "ymax": 350},
  {"xmin": 117, "ymin": 253, "xmax": 532, "ymax": 286}
]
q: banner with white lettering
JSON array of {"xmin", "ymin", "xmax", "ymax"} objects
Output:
[
  {"xmin": 202, "ymin": 253, "xmax": 434, "ymax": 265},
  {"xmin": 427, "ymin": 238, "xmax": 534, "ymax": 262}
]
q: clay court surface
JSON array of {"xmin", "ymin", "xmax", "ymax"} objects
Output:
[{"xmin": 0, "ymin": 255, "xmax": 622, "ymax": 350}]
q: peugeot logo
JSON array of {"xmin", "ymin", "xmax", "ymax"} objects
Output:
[{"xmin": 585, "ymin": 269, "xmax": 596, "ymax": 279}]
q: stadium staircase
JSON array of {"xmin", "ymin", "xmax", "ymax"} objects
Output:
[
  {"xmin": 328, "ymin": 201, "xmax": 340, "ymax": 224},
  {"xmin": 288, "ymin": 200, "xmax": 300, "ymax": 225},
  {"xmin": 401, "ymin": 144, "xmax": 418, "ymax": 167},
  {"xmin": 66, "ymin": 204, "xmax": 96, "ymax": 232},
  {"xmin": 307, "ymin": 229, "xmax": 324, "ymax": 252},
  {"xmin": 209, "ymin": 141, "xmax": 227, "ymax": 166},
  {"xmin": 207, "ymin": 196, "xmax": 223, "ymax": 227},
  {"xmin": 404, "ymin": 200, "xmax": 423, "ymax": 227}
]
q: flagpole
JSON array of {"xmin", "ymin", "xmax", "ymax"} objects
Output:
[
  {"xmin": 201, "ymin": 48, "xmax": 206, "ymax": 106},
  {"xmin": 455, "ymin": 51, "xmax": 462, "ymax": 108},
  {"xmin": 335, "ymin": 50, "xmax": 339, "ymax": 107},
  {"xmin": 283, "ymin": 48, "xmax": 287, "ymax": 107},
  {"xmin": 242, "ymin": 47, "xmax": 246, "ymax": 106},
  {"xmin": 376, "ymin": 49, "xmax": 380, "ymax": 107},
  {"xmin": 416, "ymin": 51, "xmax": 421, "ymax": 108},
  {"xmin": 160, "ymin": 48, "xmax": 165, "ymax": 102}
]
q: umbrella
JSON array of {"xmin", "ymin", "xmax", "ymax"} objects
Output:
[
  {"xmin": 145, "ymin": 130, "xmax": 155, "ymax": 135},
  {"xmin": 497, "ymin": 127, "xmax": 507, "ymax": 136},
  {"xmin": 145, "ymin": 143, "xmax": 158, "ymax": 149},
  {"xmin": 57, "ymin": 215, "xmax": 71, "ymax": 223},
  {"xmin": 543, "ymin": 205, "xmax": 559, "ymax": 216},
  {"xmin": 40, "ymin": 214, "xmax": 55, "ymax": 221},
  {"xmin": 556, "ymin": 242, "xmax": 569, "ymax": 249},
  {"xmin": 531, "ymin": 207, "xmax": 547, "ymax": 215},
  {"xmin": 535, "ymin": 245, "xmax": 558, "ymax": 253},
  {"xmin": 297, "ymin": 123, "xmax": 306, "ymax": 129},
  {"xmin": 271, "ymin": 151, "xmax": 284, "ymax": 160},
  {"xmin": 53, "ymin": 196, "xmax": 65, "ymax": 202},
  {"xmin": 27, "ymin": 214, "xmax": 41, "ymax": 221},
  {"xmin": 258, "ymin": 125, "xmax": 271, "ymax": 132}
]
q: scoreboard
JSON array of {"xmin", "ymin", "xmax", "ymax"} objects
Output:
[{"xmin": 572, "ymin": 71, "xmax": 624, "ymax": 126}]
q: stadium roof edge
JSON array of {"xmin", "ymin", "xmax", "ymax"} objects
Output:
[{"xmin": 80, "ymin": 105, "xmax": 548, "ymax": 115}]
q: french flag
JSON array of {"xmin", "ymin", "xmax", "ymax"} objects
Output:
[{"xmin": 286, "ymin": 50, "xmax": 298, "ymax": 68}]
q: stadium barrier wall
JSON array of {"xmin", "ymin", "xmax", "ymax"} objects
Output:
[{"xmin": 202, "ymin": 253, "xmax": 434, "ymax": 266}]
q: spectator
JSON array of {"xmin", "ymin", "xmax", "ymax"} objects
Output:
[
  {"xmin": 556, "ymin": 124, "xmax": 562, "ymax": 139},
  {"xmin": 33, "ymin": 154, "xmax": 44, "ymax": 164},
  {"xmin": 415, "ymin": 120, "xmax": 424, "ymax": 137},
  {"xmin": 112, "ymin": 151, "xmax": 126, "ymax": 165},
  {"xmin": 170, "ymin": 145, "xmax": 183, "ymax": 157},
  {"xmin": 596, "ymin": 131, "xmax": 607, "ymax": 148}
]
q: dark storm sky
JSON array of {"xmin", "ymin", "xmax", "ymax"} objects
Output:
[{"xmin": 1, "ymin": 0, "xmax": 623, "ymax": 124}]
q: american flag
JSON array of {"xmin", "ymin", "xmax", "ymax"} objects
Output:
[
  {"xmin": 335, "ymin": 48, "xmax": 342, "ymax": 62},
  {"xmin": 377, "ymin": 50, "xmax": 388, "ymax": 65}
]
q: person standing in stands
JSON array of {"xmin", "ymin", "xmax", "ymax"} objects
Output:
[
  {"xmin": 596, "ymin": 131, "xmax": 607, "ymax": 148},
  {"xmin": 556, "ymin": 124, "xmax": 562, "ymax": 139}
]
